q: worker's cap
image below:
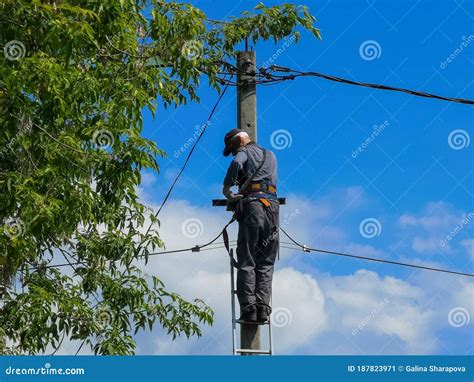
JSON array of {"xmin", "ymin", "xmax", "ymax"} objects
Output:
[{"xmin": 223, "ymin": 128, "xmax": 246, "ymax": 157}]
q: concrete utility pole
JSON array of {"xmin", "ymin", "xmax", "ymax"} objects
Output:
[
  {"xmin": 212, "ymin": 49, "xmax": 285, "ymax": 356},
  {"xmin": 237, "ymin": 50, "xmax": 257, "ymax": 142},
  {"xmin": 236, "ymin": 49, "xmax": 261, "ymax": 354}
]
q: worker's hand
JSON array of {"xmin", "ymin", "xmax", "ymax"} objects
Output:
[
  {"xmin": 226, "ymin": 192, "xmax": 243, "ymax": 202},
  {"xmin": 223, "ymin": 185, "xmax": 243, "ymax": 202}
]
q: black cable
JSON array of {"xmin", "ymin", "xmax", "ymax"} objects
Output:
[
  {"xmin": 280, "ymin": 226, "xmax": 474, "ymax": 277},
  {"xmin": 139, "ymin": 77, "xmax": 231, "ymax": 243},
  {"xmin": 32, "ymin": 242, "xmax": 234, "ymax": 271},
  {"xmin": 37, "ymin": 239, "xmax": 294, "ymax": 270},
  {"xmin": 267, "ymin": 65, "xmax": 474, "ymax": 105},
  {"xmin": 152, "ymin": 80, "xmax": 230, "ymax": 219},
  {"xmin": 211, "ymin": 62, "xmax": 474, "ymax": 105},
  {"xmin": 29, "ymin": 216, "xmax": 239, "ymax": 272}
]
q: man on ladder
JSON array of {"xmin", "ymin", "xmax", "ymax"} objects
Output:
[{"xmin": 222, "ymin": 128, "xmax": 279, "ymax": 323}]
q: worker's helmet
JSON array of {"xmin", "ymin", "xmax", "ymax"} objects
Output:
[{"xmin": 223, "ymin": 128, "xmax": 245, "ymax": 157}]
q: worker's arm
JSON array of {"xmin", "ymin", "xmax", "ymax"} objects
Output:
[{"xmin": 222, "ymin": 149, "xmax": 247, "ymax": 199}]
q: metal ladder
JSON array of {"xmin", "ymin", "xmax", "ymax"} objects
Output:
[{"xmin": 229, "ymin": 249, "xmax": 273, "ymax": 355}]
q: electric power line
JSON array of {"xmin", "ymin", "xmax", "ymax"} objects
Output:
[
  {"xmin": 26, "ymin": 218, "xmax": 472, "ymax": 279},
  {"xmin": 31, "ymin": 241, "xmax": 235, "ymax": 271},
  {"xmin": 140, "ymin": 77, "xmax": 231, "ymax": 242},
  {"xmin": 264, "ymin": 65, "xmax": 474, "ymax": 105},
  {"xmin": 202, "ymin": 62, "xmax": 474, "ymax": 104},
  {"xmin": 30, "ymin": 214, "xmax": 239, "ymax": 272},
  {"xmin": 279, "ymin": 226, "xmax": 474, "ymax": 277},
  {"xmin": 151, "ymin": 80, "xmax": 230, "ymax": 219}
]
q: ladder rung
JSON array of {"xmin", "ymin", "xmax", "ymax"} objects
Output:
[
  {"xmin": 234, "ymin": 319, "xmax": 270, "ymax": 325},
  {"xmin": 235, "ymin": 349, "xmax": 271, "ymax": 355}
]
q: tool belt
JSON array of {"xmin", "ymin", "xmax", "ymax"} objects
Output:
[{"xmin": 242, "ymin": 182, "xmax": 277, "ymax": 196}]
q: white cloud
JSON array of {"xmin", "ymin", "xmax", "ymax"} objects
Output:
[
  {"xmin": 342, "ymin": 243, "xmax": 384, "ymax": 258},
  {"xmin": 412, "ymin": 236, "xmax": 441, "ymax": 253},
  {"xmin": 398, "ymin": 201, "xmax": 460, "ymax": 230},
  {"xmin": 398, "ymin": 202, "xmax": 472, "ymax": 256},
  {"xmin": 321, "ymin": 270, "xmax": 435, "ymax": 353},
  {"xmin": 452, "ymin": 281, "xmax": 474, "ymax": 319},
  {"xmin": 136, "ymin": 190, "xmax": 459, "ymax": 355},
  {"xmin": 79, "ymin": 183, "xmax": 469, "ymax": 355},
  {"xmin": 151, "ymin": 266, "xmax": 327, "ymax": 355},
  {"xmin": 460, "ymin": 239, "xmax": 474, "ymax": 259},
  {"xmin": 271, "ymin": 268, "xmax": 327, "ymax": 352}
]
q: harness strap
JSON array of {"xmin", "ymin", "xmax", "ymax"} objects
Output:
[
  {"xmin": 223, "ymin": 223, "xmax": 238, "ymax": 268},
  {"xmin": 248, "ymin": 183, "xmax": 276, "ymax": 192},
  {"xmin": 238, "ymin": 146, "xmax": 267, "ymax": 195}
]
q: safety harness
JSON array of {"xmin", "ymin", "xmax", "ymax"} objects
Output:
[{"xmin": 223, "ymin": 144, "xmax": 273, "ymax": 268}]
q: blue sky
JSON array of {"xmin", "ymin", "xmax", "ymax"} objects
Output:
[{"xmin": 120, "ymin": 0, "xmax": 474, "ymax": 356}]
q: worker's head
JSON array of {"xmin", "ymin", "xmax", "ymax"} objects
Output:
[{"xmin": 223, "ymin": 129, "xmax": 251, "ymax": 156}]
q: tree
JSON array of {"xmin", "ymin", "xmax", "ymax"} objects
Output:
[{"xmin": 0, "ymin": 0, "xmax": 320, "ymax": 355}]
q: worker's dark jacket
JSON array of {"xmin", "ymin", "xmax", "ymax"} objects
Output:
[{"xmin": 223, "ymin": 142, "xmax": 279, "ymax": 315}]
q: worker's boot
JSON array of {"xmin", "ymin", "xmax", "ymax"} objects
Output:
[
  {"xmin": 239, "ymin": 307, "xmax": 257, "ymax": 322},
  {"xmin": 257, "ymin": 305, "xmax": 269, "ymax": 323}
]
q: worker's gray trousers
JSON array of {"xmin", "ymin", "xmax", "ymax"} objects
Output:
[{"xmin": 235, "ymin": 198, "xmax": 279, "ymax": 315}]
